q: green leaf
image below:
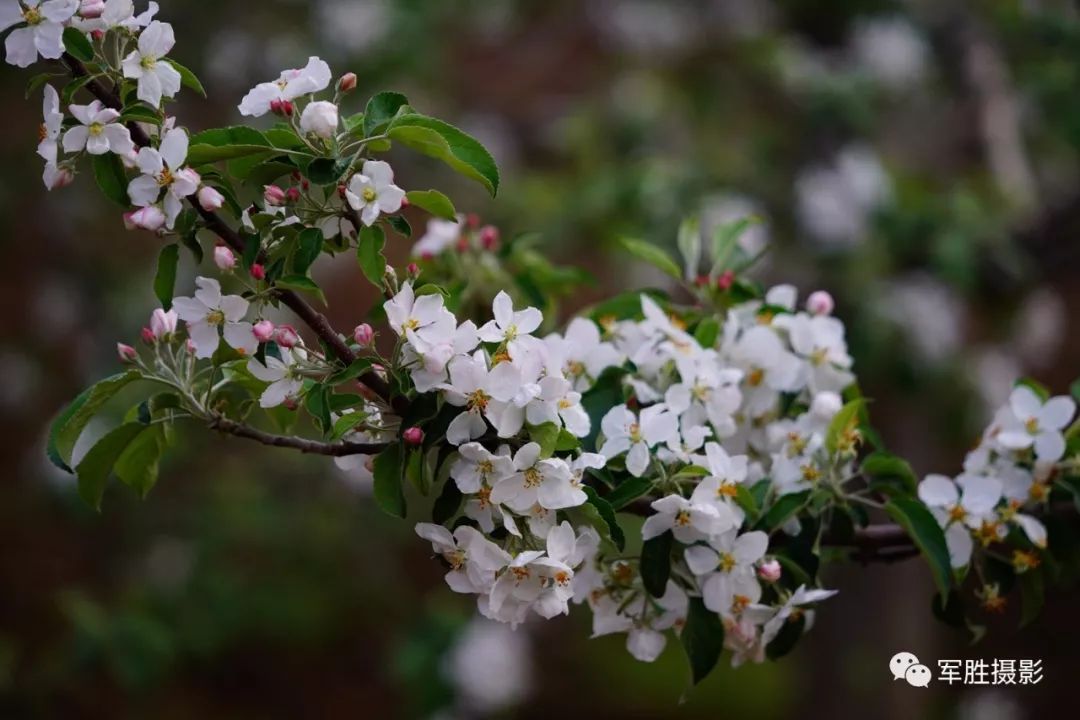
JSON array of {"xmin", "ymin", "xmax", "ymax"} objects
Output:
[
  {"xmin": 406, "ymin": 189, "xmax": 457, "ymax": 221},
  {"xmin": 91, "ymin": 152, "xmax": 129, "ymax": 207},
  {"xmin": 528, "ymin": 422, "xmax": 560, "ymax": 458},
  {"xmin": 580, "ymin": 367, "xmax": 628, "ymax": 452},
  {"xmin": 292, "ymin": 228, "xmax": 324, "ymax": 275},
  {"xmin": 189, "ymin": 126, "xmax": 270, "ymax": 148},
  {"xmin": 364, "ymin": 91, "xmax": 410, "ymax": 137},
  {"xmin": 1071, "ymin": 378, "xmax": 1080, "ymax": 403},
  {"xmin": 710, "ymin": 216, "xmax": 757, "ymax": 276},
  {"xmin": 51, "ymin": 371, "xmax": 141, "ymax": 470},
  {"xmin": 884, "ymin": 498, "xmax": 953, "ymax": 599},
  {"xmin": 693, "ymin": 317, "xmax": 720, "ymax": 349},
  {"xmin": 373, "ymin": 443, "xmax": 406, "ymax": 518},
  {"xmin": 605, "ymin": 475, "xmax": 652, "ymax": 510},
  {"xmin": 118, "ymin": 105, "xmax": 163, "ymax": 125},
  {"xmin": 356, "ymin": 225, "xmax": 386, "ymax": 287},
  {"xmin": 640, "ymin": 531, "xmax": 673, "ymax": 598},
  {"xmin": 153, "ymin": 244, "xmax": 180, "ymax": 311},
  {"xmin": 25, "ymin": 72, "xmax": 59, "ymax": 100},
  {"xmin": 618, "ymin": 237, "xmax": 681, "ymax": 280},
  {"xmin": 387, "ymin": 215, "xmax": 412, "ymax": 239},
  {"xmin": 75, "ymin": 423, "xmax": 146, "ymax": 510},
  {"xmin": 676, "ymin": 216, "xmax": 701, "ymax": 281},
  {"xmin": 681, "ymin": 597, "xmax": 725, "ymax": 685},
  {"xmin": 386, "ymin": 114, "xmax": 499, "ymax": 196},
  {"xmin": 765, "ymin": 611, "xmax": 806, "ymax": 660},
  {"xmin": 825, "ymin": 398, "xmax": 864, "ymax": 455},
  {"xmin": 328, "ymin": 358, "xmax": 375, "ymax": 385},
  {"xmin": 861, "ymin": 451, "xmax": 918, "ymax": 495},
  {"xmin": 114, "ymin": 424, "xmax": 166, "ymax": 498},
  {"xmin": 758, "ymin": 491, "xmax": 810, "ymax": 532},
  {"xmin": 583, "ymin": 487, "xmax": 625, "ymax": 551},
  {"xmin": 275, "ymin": 275, "xmax": 326, "ymax": 304},
  {"xmin": 306, "ymin": 157, "xmax": 351, "ymax": 185},
  {"xmin": 188, "ymin": 143, "xmax": 278, "ymax": 165},
  {"xmin": 62, "ymin": 28, "xmax": 94, "ymax": 62},
  {"xmin": 164, "ymin": 58, "xmax": 206, "ymax": 97}
]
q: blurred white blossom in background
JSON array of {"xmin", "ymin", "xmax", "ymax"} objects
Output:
[
  {"xmin": 444, "ymin": 618, "xmax": 532, "ymax": 716},
  {"xmin": 796, "ymin": 145, "xmax": 892, "ymax": 248}
]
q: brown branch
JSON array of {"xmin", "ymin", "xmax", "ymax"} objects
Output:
[
  {"xmin": 209, "ymin": 415, "xmax": 388, "ymax": 456},
  {"xmin": 60, "ymin": 54, "xmax": 407, "ymax": 417}
]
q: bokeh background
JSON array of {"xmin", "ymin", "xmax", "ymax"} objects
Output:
[{"xmin": 2, "ymin": 0, "xmax": 1080, "ymax": 717}]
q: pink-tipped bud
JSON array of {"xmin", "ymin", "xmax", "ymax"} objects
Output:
[
  {"xmin": 403, "ymin": 426, "xmax": 425, "ymax": 446},
  {"xmin": 285, "ymin": 187, "xmax": 301, "ymax": 203},
  {"xmin": 301, "ymin": 178, "xmax": 310, "ymax": 191},
  {"xmin": 270, "ymin": 99, "xmax": 294, "ymax": 117},
  {"xmin": 456, "ymin": 236, "xmax": 470, "ymax": 253},
  {"xmin": 264, "ymin": 185, "xmax": 286, "ymax": 206},
  {"xmin": 337, "ymin": 184, "xmax": 348, "ymax": 199},
  {"xmin": 806, "ymin": 290, "xmax": 835, "ymax": 316},
  {"xmin": 694, "ymin": 275, "xmax": 709, "ymax": 287},
  {"xmin": 283, "ymin": 397, "xmax": 299, "ymax": 411},
  {"xmin": 406, "ymin": 262, "xmax": 420, "ymax": 279},
  {"xmin": 252, "ymin": 320, "xmax": 275, "ymax": 343},
  {"xmin": 338, "ymin": 72, "xmax": 358, "ymax": 93},
  {"xmin": 46, "ymin": 166, "xmax": 75, "ymax": 190},
  {"xmin": 198, "ymin": 185, "xmax": 225, "ymax": 212},
  {"xmin": 117, "ymin": 343, "xmax": 138, "ymax": 363},
  {"xmin": 757, "ymin": 559, "xmax": 782, "ymax": 583},
  {"xmin": 150, "ymin": 308, "xmax": 178, "ymax": 339},
  {"xmin": 213, "ymin": 244, "xmax": 236, "ymax": 271},
  {"xmin": 125, "ymin": 206, "xmax": 166, "ymax": 232},
  {"xmin": 399, "ymin": 195, "xmax": 410, "ymax": 208},
  {"xmin": 80, "ymin": 0, "xmax": 105, "ymax": 18},
  {"xmin": 185, "ymin": 338, "xmax": 196, "ymax": 354},
  {"xmin": 90, "ymin": 29, "xmax": 105, "ymax": 41},
  {"xmin": 479, "ymin": 225, "xmax": 499, "ymax": 251},
  {"xmin": 274, "ymin": 325, "xmax": 300, "ymax": 349},
  {"xmin": 249, "ymin": 263, "xmax": 266, "ymax": 281},
  {"xmin": 353, "ymin": 323, "xmax": 374, "ymax": 346},
  {"xmin": 466, "ymin": 213, "xmax": 480, "ymax": 229},
  {"xmin": 140, "ymin": 327, "xmax": 156, "ymax": 345},
  {"xmin": 291, "ymin": 170, "xmax": 302, "ymax": 182},
  {"xmin": 716, "ymin": 269, "xmax": 735, "ymax": 291}
]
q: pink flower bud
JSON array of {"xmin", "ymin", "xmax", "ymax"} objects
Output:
[
  {"xmin": 285, "ymin": 187, "xmax": 301, "ymax": 203},
  {"xmin": 806, "ymin": 290, "xmax": 835, "ymax": 316},
  {"xmin": 338, "ymin": 72, "xmax": 358, "ymax": 93},
  {"xmin": 46, "ymin": 166, "xmax": 75, "ymax": 190},
  {"xmin": 126, "ymin": 206, "xmax": 166, "ymax": 232},
  {"xmin": 264, "ymin": 185, "xmax": 286, "ymax": 206},
  {"xmin": 249, "ymin": 263, "xmax": 266, "ymax": 281},
  {"xmin": 198, "ymin": 186, "xmax": 225, "ymax": 211},
  {"xmin": 185, "ymin": 338, "xmax": 197, "ymax": 354},
  {"xmin": 399, "ymin": 195, "xmax": 410, "ymax": 208},
  {"xmin": 283, "ymin": 397, "xmax": 299, "ymax": 411},
  {"xmin": 90, "ymin": 29, "xmax": 104, "ymax": 42},
  {"xmin": 466, "ymin": 213, "xmax": 480, "ymax": 229},
  {"xmin": 150, "ymin": 308, "xmax": 177, "ymax": 338},
  {"xmin": 213, "ymin": 244, "xmax": 236, "ymax": 271},
  {"xmin": 117, "ymin": 343, "xmax": 137, "ymax": 363},
  {"xmin": 694, "ymin": 275, "xmax": 709, "ymax": 287},
  {"xmin": 757, "ymin": 559, "xmax": 782, "ymax": 583},
  {"xmin": 274, "ymin": 325, "xmax": 300, "ymax": 349},
  {"xmin": 406, "ymin": 262, "xmax": 420, "ymax": 279},
  {"xmin": 253, "ymin": 320, "xmax": 275, "ymax": 343},
  {"xmin": 140, "ymin": 327, "xmax": 156, "ymax": 345},
  {"xmin": 176, "ymin": 167, "xmax": 201, "ymax": 187},
  {"xmin": 403, "ymin": 426, "xmax": 425, "ymax": 446},
  {"xmin": 479, "ymin": 225, "xmax": 499, "ymax": 251},
  {"xmin": 270, "ymin": 99, "xmax": 294, "ymax": 117},
  {"xmin": 716, "ymin": 270, "xmax": 735, "ymax": 291},
  {"xmin": 353, "ymin": 323, "xmax": 374, "ymax": 346},
  {"xmin": 80, "ymin": 0, "xmax": 105, "ymax": 18}
]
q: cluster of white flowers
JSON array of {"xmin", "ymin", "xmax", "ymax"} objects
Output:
[
  {"xmin": 918, "ymin": 385, "xmax": 1076, "ymax": 570},
  {"xmin": 396, "ymin": 280, "xmax": 848, "ymax": 664}
]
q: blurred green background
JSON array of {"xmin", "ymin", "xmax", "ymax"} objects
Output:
[{"xmin": 1, "ymin": 0, "xmax": 1079, "ymax": 717}]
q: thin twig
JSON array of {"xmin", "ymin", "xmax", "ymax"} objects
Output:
[{"xmin": 209, "ymin": 414, "xmax": 387, "ymax": 456}]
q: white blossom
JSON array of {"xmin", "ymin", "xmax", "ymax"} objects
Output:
[
  {"xmin": 171, "ymin": 277, "xmax": 255, "ymax": 358},
  {"xmin": 62, "ymin": 101, "xmax": 134, "ymax": 156},
  {"xmin": 1, "ymin": 0, "xmax": 79, "ymax": 68},
  {"xmin": 238, "ymin": 56, "xmax": 332, "ymax": 117},
  {"xmin": 345, "ymin": 160, "xmax": 405, "ymax": 226},
  {"xmin": 121, "ymin": 21, "xmax": 181, "ymax": 106}
]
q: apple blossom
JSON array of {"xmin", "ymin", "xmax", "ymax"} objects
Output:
[
  {"xmin": 171, "ymin": 276, "xmax": 256, "ymax": 359},
  {"xmin": 121, "ymin": 20, "xmax": 181, "ymax": 106},
  {"xmin": 238, "ymin": 56, "xmax": 332, "ymax": 118},
  {"xmin": 997, "ymin": 385, "xmax": 1076, "ymax": 462},
  {"xmin": 197, "ymin": 185, "xmax": 225, "ymax": 211},
  {"xmin": 300, "ymin": 100, "xmax": 339, "ymax": 139},
  {"xmin": 353, "ymin": 323, "xmax": 374, "ymax": 346},
  {"xmin": 252, "ymin": 320, "xmax": 275, "ymax": 343},
  {"xmin": 125, "ymin": 205, "xmax": 165, "ymax": 232},
  {"xmin": 117, "ymin": 342, "xmax": 137, "ymax": 362},
  {"xmin": 148, "ymin": 307, "xmax": 177, "ymax": 339},
  {"xmin": 1, "ymin": 0, "xmax": 79, "ymax": 68},
  {"xmin": 274, "ymin": 325, "xmax": 300, "ymax": 349},
  {"xmin": 127, "ymin": 127, "xmax": 197, "ymax": 228},
  {"xmin": 213, "ymin": 245, "xmax": 236, "ymax": 271},
  {"xmin": 345, "ymin": 160, "xmax": 405, "ymax": 226}
]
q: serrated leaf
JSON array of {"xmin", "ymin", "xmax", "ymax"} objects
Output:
[
  {"xmin": 373, "ymin": 443, "xmax": 406, "ymax": 518},
  {"xmin": 153, "ymin": 244, "xmax": 179, "ymax": 311},
  {"xmin": 364, "ymin": 91, "xmax": 409, "ymax": 137},
  {"xmin": 357, "ymin": 225, "xmax": 386, "ymax": 287},
  {"xmin": 50, "ymin": 371, "xmax": 141, "ymax": 470},
  {"xmin": 885, "ymin": 497, "xmax": 953, "ymax": 599},
  {"xmin": 681, "ymin": 597, "xmax": 725, "ymax": 685},
  {"xmin": 75, "ymin": 423, "xmax": 146, "ymax": 509},
  {"xmin": 275, "ymin": 275, "xmax": 326, "ymax": 304},
  {"xmin": 619, "ymin": 237, "xmax": 681, "ymax": 280},
  {"xmin": 62, "ymin": 28, "xmax": 94, "ymax": 62},
  {"xmin": 91, "ymin": 152, "xmax": 129, "ymax": 207},
  {"xmin": 406, "ymin": 189, "xmax": 457, "ymax": 221},
  {"xmin": 386, "ymin": 114, "xmax": 499, "ymax": 196},
  {"xmin": 114, "ymin": 423, "xmax": 166, "ymax": 498},
  {"xmin": 640, "ymin": 531, "xmax": 672, "ymax": 598},
  {"xmin": 387, "ymin": 215, "xmax": 412, "ymax": 238}
]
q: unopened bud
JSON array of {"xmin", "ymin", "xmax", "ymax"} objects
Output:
[
  {"xmin": 285, "ymin": 187, "xmax": 301, "ymax": 203},
  {"xmin": 198, "ymin": 185, "xmax": 225, "ymax": 211},
  {"xmin": 90, "ymin": 29, "xmax": 105, "ymax": 42},
  {"xmin": 694, "ymin": 275, "xmax": 709, "ymax": 287},
  {"xmin": 213, "ymin": 244, "xmax": 236, "ymax": 271},
  {"xmin": 80, "ymin": 0, "xmax": 105, "ymax": 18},
  {"xmin": 399, "ymin": 195, "xmax": 410, "ymax": 208},
  {"xmin": 757, "ymin": 559, "xmax": 782, "ymax": 583},
  {"xmin": 337, "ymin": 184, "xmax": 347, "ymax": 199},
  {"xmin": 466, "ymin": 213, "xmax": 480, "ymax": 229},
  {"xmin": 249, "ymin": 263, "xmax": 266, "ymax": 281},
  {"xmin": 150, "ymin": 308, "xmax": 177, "ymax": 338},
  {"xmin": 253, "ymin": 320, "xmax": 275, "ymax": 343},
  {"xmin": 264, "ymin": 185, "xmax": 286, "ymax": 206},
  {"xmin": 353, "ymin": 323, "xmax": 374, "ymax": 346},
  {"xmin": 479, "ymin": 225, "xmax": 499, "ymax": 251},
  {"xmin": 716, "ymin": 270, "xmax": 735, "ymax": 291},
  {"xmin": 338, "ymin": 72, "xmax": 358, "ymax": 93},
  {"xmin": 283, "ymin": 397, "xmax": 299, "ymax": 411},
  {"xmin": 46, "ymin": 166, "xmax": 75, "ymax": 190},
  {"xmin": 140, "ymin": 327, "xmax": 156, "ymax": 345},
  {"xmin": 810, "ymin": 391, "xmax": 843, "ymax": 421},
  {"xmin": 117, "ymin": 342, "xmax": 138, "ymax": 363},
  {"xmin": 406, "ymin": 262, "xmax": 420, "ymax": 279},
  {"xmin": 806, "ymin": 290, "xmax": 835, "ymax": 316},
  {"xmin": 125, "ymin": 206, "xmax": 166, "ymax": 232},
  {"xmin": 270, "ymin": 98, "xmax": 293, "ymax": 116},
  {"xmin": 274, "ymin": 325, "xmax": 300, "ymax": 349},
  {"xmin": 403, "ymin": 426, "xmax": 425, "ymax": 446}
]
